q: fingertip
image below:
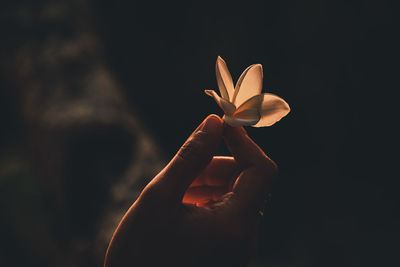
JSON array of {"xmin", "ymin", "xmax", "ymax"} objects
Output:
[
  {"xmin": 207, "ymin": 114, "xmax": 223, "ymax": 124},
  {"xmin": 201, "ymin": 114, "xmax": 223, "ymax": 135}
]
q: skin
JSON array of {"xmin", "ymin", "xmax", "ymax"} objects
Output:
[{"xmin": 104, "ymin": 115, "xmax": 278, "ymax": 267}]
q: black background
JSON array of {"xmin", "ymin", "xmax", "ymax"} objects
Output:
[{"xmin": 1, "ymin": 0, "xmax": 398, "ymax": 266}]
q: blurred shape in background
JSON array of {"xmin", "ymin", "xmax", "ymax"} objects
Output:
[{"xmin": 0, "ymin": 1, "xmax": 164, "ymax": 266}]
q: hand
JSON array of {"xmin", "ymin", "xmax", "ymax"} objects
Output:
[{"xmin": 104, "ymin": 115, "xmax": 278, "ymax": 267}]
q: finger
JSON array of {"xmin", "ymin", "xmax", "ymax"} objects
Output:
[
  {"xmin": 223, "ymin": 124, "xmax": 273, "ymax": 168},
  {"xmin": 190, "ymin": 156, "xmax": 241, "ymax": 187},
  {"xmin": 150, "ymin": 115, "xmax": 223, "ymax": 202},
  {"xmin": 223, "ymin": 124, "xmax": 278, "ymax": 213}
]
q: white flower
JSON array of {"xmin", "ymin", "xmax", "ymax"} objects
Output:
[{"xmin": 205, "ymin": 56, "xmax": 290, "ymax": 127}]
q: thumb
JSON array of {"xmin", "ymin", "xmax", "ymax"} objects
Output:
[{"xmin": 149, "ymin": 115, "xmax": 223, "ymax": 202}]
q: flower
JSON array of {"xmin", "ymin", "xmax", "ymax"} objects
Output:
[{"xmin": 205, "ymin": 56, "xmax": 290, "ymax": 127}]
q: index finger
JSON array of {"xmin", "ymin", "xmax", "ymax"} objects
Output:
[{"xmin": 144, "ymin": 115, "xmax": 223, "ymax": 203}]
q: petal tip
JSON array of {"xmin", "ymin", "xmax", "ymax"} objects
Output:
[
  {"xmin": 253, "ymin": 63, "xmax": 263, "ymax": 73},
  {"xmin": 217, "ymin": 56, "xmax": 229, "ymax": 67},
  {"xmin": 280, "ymin": 99, "xmax": 291, "ymax": 114},
  {"xmin": 204, "ymin": 89, "xmax": 213, "ymax": 96}
]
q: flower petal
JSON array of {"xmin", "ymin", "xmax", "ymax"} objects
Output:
[
  {"xmin": 205, "ymin": 90, "xmax": 236, "ymax": 116},
  {"xmin": 216, "ymin": 56, "xmax": 235, "ymax": 101},
  {"xmin": 232, "ymin": 64, "xmax": 263, "ymax": 107},
  {"xmin": 223, "ymin": 115, "xmax": 260, "ymax": 127},
  {"xmin": 252, "ymin": 93, "xmax": 290, "ymax": 127},
  {"xmin": 233, "ymin": 94, "xmax": 263, "ymax": 121}
]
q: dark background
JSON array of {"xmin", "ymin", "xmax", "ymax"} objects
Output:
[{"xmin": 1, "ymin": 0, "xmax": 398, "ymax": 266}]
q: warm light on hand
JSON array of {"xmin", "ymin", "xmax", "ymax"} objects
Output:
[{"xmin": 105, "ymin": 115, "xmax": 279, "ymax": 267}]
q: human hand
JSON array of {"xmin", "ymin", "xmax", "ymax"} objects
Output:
[{"xmin": 104, "ymin": 115, "xmax": 278, "ymax": 267}]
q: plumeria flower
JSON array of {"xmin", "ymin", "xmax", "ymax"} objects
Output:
[{"xmin": 205, "ymin": 56, "xmax": 290, "ymax": 127}]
